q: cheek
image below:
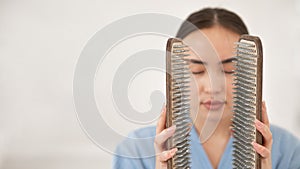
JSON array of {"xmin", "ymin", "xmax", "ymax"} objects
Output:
[
  {"xmin": 190, "ymin": 75, "xmax": 202, "ymax": 93},
  {"xmin": 189, "ymin": 76, "xmax": 202, "ymax": 114},
  {"xmin": 189, "ymin": 75, "xmax": 208, "ymax": 100},
  {"xmin": 190, "ymin": 77, "xmax": 200, "ymax": 102},
  {"xmin": 225, "ymin": 76, "xmax": 234, "ymax": 101}
]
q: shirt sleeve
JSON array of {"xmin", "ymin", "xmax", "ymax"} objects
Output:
[
  {"xmin": 112, "ymin": 147, "xmax": 143, "ymax": 169},
  {"xmin": 112, "ymin": 143, "xmax": 136, "ymax": 169},
  {"xmin": 288, "ymin": 139, "xmax": 300, "ymax": 169},
  {"xmin": 270, "ymin": 125, "xmax": 300, "ymax": 169},
  {"xmin": 112, "ymin": 127, "xmax": 156, "ymax": 169}
]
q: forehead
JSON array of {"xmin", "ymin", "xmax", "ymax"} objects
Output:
[{"xmin": 183, "ymin": 26, "xmax": 240, "ymax": 62}]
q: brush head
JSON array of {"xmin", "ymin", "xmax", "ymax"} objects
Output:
[
  {"xmin": 166, "ymin": 38, "xmax": 191, "ymax": 169},
  {"xmin": 232, "ymin": 35, "xmax": 263, "ymax": 169}
]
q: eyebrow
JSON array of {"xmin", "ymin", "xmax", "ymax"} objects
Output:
[
  {"xmin": 188, "ymin": 57, "xmax": 236, "ymax": 65},
  {"xmin": 189, "ymin": 59, "xmax": 206, "ymax": 65},
  {"xmin": 221, "ymin": 57, "xmax": 236, "ymax": 64}
]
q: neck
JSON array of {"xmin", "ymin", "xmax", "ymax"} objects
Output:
[{"xmin": 194, "ymin": 115, "xmax": 232, "ymax": 143}]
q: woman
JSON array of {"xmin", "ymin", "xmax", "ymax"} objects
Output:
[{"xmin": 113, "ymin": 8, "xmax": 300, "ymax": 169}]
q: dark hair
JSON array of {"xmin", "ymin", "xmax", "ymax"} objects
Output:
[{"xmin": 176, "ymin": 8, "xmax": 249, "ymax": 39}]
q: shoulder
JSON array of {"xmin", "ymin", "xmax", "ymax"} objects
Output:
[
  {"xmin": 127, "ymin": 125, "xmax": 156, "ymax": 138},
  {"xmin": 112, "ymin": 126, "xmax": 156, "ymax": 169},
  {"xmin": 270, "ymin": 124, "xmax": 300, "ymax": 146},
  {"xmin": 270, "ymin": 124, "xmax": 300, "ymax": 169},
  {"xmin": 115, "ymin": 125, "xmax": 156, "ymax": 156}
]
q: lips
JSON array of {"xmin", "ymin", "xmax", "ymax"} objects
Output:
[{"xmin": 201, "ymin": 100, "xmax": 225, "ymax": 111}]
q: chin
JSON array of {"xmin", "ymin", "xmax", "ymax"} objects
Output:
[
  {"xmin": 193, "ymin": 107, "xmax": 232, "ymax": 121},
  {"xmin": 205, "ymin": 111, "xmax": 225, "ymax": 121}
]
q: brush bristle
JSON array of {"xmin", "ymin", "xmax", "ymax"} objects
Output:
[
  {"xmin": 166, "ymin": 39, "xmax": 191, "ymax": 169},
  {"xmin": 232, "ymin": 35, "xmax": 263, "ymax": 169}
]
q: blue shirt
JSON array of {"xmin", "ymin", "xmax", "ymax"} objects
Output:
[{"xmin": 113, "ymin": 125, "xmax": 300, "ymax": 169}]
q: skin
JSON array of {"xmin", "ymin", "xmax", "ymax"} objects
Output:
[{"xmin": 154, "ymin": 25, "xmax": 273, "ymax": 169}]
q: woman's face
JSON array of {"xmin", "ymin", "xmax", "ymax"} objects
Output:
[{"xmin": 183, "ymin": 25, "xmax": 240, "ymax": 123}]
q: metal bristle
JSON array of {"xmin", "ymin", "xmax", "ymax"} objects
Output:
[
  {"xmin": 232, "ymin": 37, "xmax": 262, "ymax": 169},
  {"xmin": 168, "ymin": 40, "xmax": 191, "ymax": 169}
]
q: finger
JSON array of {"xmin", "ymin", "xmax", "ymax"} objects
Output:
[
  {"xmin": 252, "ymin": 142, "xmax": 271, "ymax": 158},
  {"xmin": 229, "ymin": 126, "xmax": 234, "ymax": 136},
  {"xmin": 154, "ymin": 125, "xmax": 176, "ymax": 148},
  {"xmin": 159, "ymin": 161, "xmax": 167, "ymax": 168},
  {"xmin": 158, "ymin": 148, "xmax": 177, "ymax": 162},
  {"xmin": 261, "ymin": 101, "xmax": 270, "ymax": 127},
  {"xmin": 187, "ymin": 122, "xmax": 192, "ymax": 133},
  {"xmin": 255, "ymin": 119, "xmax": 273, "ymax": 148},
  {"xmin": 156, "ymin": 104, "xmax": 166, "ymax": 134}
]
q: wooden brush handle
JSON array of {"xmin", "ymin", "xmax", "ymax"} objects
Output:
[{"xmin": 166, "ymin": 38, "xmax": 175, "ymax": 169}]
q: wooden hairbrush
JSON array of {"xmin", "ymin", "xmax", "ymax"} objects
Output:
[
  {"xmin": 166, "ymin": 38, "xmax": 191, "ymax": 169},
  {"xmin": 232, "ymin": 35, "xmax": 263, "ymax": 169}
]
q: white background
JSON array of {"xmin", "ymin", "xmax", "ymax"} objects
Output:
[{"xmin": 1, "ymin": 0, "xmax": 300, "ymax": 168}]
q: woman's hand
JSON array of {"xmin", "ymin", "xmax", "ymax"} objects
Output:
[
  {"xmin": 154, "ymin": 105, "xmax": 177, "ymax": 169},
  {"xmin": 253, "ymin": 101, "xmax": 273, "ymax": 168}
]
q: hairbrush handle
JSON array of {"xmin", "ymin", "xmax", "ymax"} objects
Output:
[{"xmin": 166, "ymin": 38, "xmax": 174, "ymax": 169}]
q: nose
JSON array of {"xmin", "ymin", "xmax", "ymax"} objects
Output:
[{"xmin": 200, "ymin": 73, "xmax": 225, "ymax": 95}]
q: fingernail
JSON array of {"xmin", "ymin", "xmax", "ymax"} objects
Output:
[
  {"xmin": 252, "ymin": 141, "xmax": 258, "ymax": 148},
  {"xmin": 171, "ymin": 148, "xmax": 178, "ymax": 154},
  {"xmin": 255, "ymin": 119, "xmax": 263, "ymax": 128},
  {"xmin": 167, "ymin": 125, "xmax": 176, "ymax": 132},
  {"xmin": 161, "ymin": 103, "xmax": 166, "ymax": 111}
]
